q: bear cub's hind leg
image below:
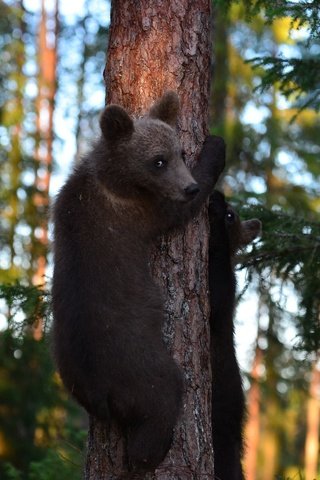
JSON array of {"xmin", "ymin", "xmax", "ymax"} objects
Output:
[{"xmin": 126, "ymin": 378, "xmax": 183, "ymax": 472}]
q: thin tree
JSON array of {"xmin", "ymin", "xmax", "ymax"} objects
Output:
[
  {"xmin": 304, "ymin": 358, "xmax": 320, "ymax": 480},
  {"xmin": 73, "ymin": 0, "xmax": 90, "ymax": 164},
  {"xmin": 85, "ymin": 1, "xmax": 216, "ymax": 479},
  {"xmin": 32, "ymin": 0, "xmax": 58, "ymax": 339},
  {"xmin": 33, "ymin": 0, "xmax": 58, "ymax": 287},
  {"xmin": 3, "ymin": 0, "xmax": 26, "ymax": 276},
  {"xmin": 244, "ymin": 338, "xmax": 263, "ymax": 480}
]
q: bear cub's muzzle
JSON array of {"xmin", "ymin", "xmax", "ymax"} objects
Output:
[{"xmin": 184, "ymin": 182, "xmax": 200, "ymax": 199}]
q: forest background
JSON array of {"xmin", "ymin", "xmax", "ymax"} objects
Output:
[{"xmin": 0, "ymin": 0, "xmax": 319, "ymax": 479}]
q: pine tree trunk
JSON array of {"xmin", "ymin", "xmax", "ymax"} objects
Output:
[
  {"xmin": 32, "ymin": 0, "xmax": 58, "ymax": 339},
  {"xmin": 85, "ymin": 1, "xmax": 214, "ymax": 479},
  {"xmin": 33, "ymin": 0, "xmax": 58, "ymax": 288},
  {"xmin": 304, "ymin": 360, "xmax": 320, "ymax": 480},
  {"xmin": 245, "ymin": 342, "xmax": 263, "ymax": 480}
]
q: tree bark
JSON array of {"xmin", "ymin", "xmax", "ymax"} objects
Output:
[
  {"xmin": 304, "ymin": 360, "xmax": 320, "ymax": 480},
  {"xmin": 32, "ymin": 0, "xmax": 58, "ymax": 339},
  {"xmin": 33, "ymin": 0, "xmax": 58, "ymax": 286},
  {"xmin": 85, "ymin": 1, "xmax": 214, "ymax": 478},
  {"xmin": 244, "ymin": 344, "xmax": 263, "ymax": 480},
  {"xmin": 244, "ymin": 295, "xmax": 265, "ymax": 480}
]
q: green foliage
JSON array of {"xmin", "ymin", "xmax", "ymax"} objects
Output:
[
  {"xmin": 0, "ymin": 283, "xmax": 51, "ymax": 333},
  {"xmin": 276, "ymin": 473, "xmax": 305, "ymax": 480},
  {"xmin": 28, "ymin": 430, "xmax": 85, "ymax": 480},
  {"xmin": 2, "ymin": 463, "xmax": 23, "ymax": 480},
  {"xmin": 248, "ymin": 1, "xmax": 320, "ymax": 112},
  {"xmin": 0, "ymin": 283, "xmax": 86, "ymax": 479},
  {"xmin": 242, "ymin": 0, "xmax": 320, "ymax": 36},
  {"xmin": 249, "ymin": 48, "xmax": 320, "ymax": 113},
  {"xmin": 215, "ymin": 0, "xmax": 320, "ymax": 35},
  {"xmin": 212, "ymin": 0, "xmax": 320, "ymax": 353},
  {"xmin": 28, "ymin": 450, "xmax": 81, "ymax": 480},
  {"xmin": 211, "ymin": 1, "xmax": 319, "ymax": 474},
  {"xmin": 213, "ymin": 0, "xmax": 320, "ymax": 113},
  {"xmin": 238, "ymin": 204, "xmax": 320, "ymax": 276},
  {"xmin": 0, "ymin": 2, "xmax": 108, "ymax": 476},
  {"xmin": 236, "ymin": 202, "xmax": 320, "ymax": 351},
  {"xmin": 2, "ymin": 442, "xmax": 84, "ymax": 480}
]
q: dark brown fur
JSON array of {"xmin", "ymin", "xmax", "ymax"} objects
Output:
[
  {"xmin": 208, "ymin": 190, "xmax": 261, "ymax": 480},
  {"xmin": 52, "ymin": 92, "xmax": 225, "ymax": 472}
]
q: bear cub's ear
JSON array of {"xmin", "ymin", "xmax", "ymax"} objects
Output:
[
  {"xmin": 100, "ymin": 105, "xmax": 134, "ymax": 142},
  {"xmin": 240, "ymin": 219, "xmax": 262, "ymax": 246},
  {"xmin": 148, "ymin": 91, "xmax": 180, "ymax": 127}
]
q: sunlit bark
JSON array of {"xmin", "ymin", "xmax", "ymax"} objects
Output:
[
  {"xmin": 32, "ymin": 0, "xmax": 58, "ymax": 339},
  {"xmin": 33, "ymin": 0, "xmax": 58, "ymax": 283},
  {"xmin": 304, "ymin": 359, "xmax": 320, "ymax": 480},
  {"xmin": 244, "ymin": 344, "xmax": 263, "ymax": 480},
  {"xmin": 261, "ymin": 427, "xmax": 278, "ymax": 480}
]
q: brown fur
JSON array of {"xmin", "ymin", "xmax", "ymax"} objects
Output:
[
  {"xmin": 52, "ymin": 92, "xmax": 225, "ymax": 472},
  {"xmin": 209, "ymin": 190, "xmax": 261, "ymax": 480},
  {"xmin": 148, "ymin": 91, "xmax": 180, "ymax": 126}
]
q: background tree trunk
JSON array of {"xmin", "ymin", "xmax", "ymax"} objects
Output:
[
  {"xmin": 245, "ymin": 343, "xmax": 263, "ymax": 480},
  {"xmin": 304, "ymin": 359, "xmax": 320, "ymax": 480},
  {"xmin": 32, "ymin": 0, "xmax": 58, "ymax": 340},
  {"xmin": 33, "ymin": 0, "xmax": 58, "ymax": 284},
  {"xmin": 7, "ymin": 0, "xmax": 25, "ymax": 269},
  {"xmin": 85, "ymin": 1, "xmax": 214, "ymax": 478}
]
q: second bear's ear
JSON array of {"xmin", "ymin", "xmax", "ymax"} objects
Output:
[
  {"xmin": 100, "ymin": 105, "xmax": 134, "ymax": 142},
  {"xmin": 240, "ymin": 219, "xmax": 262, "ymax": 246},
  {"xmin": 148, "ymin": 91, "xmax": 180, "ymax": 127}
]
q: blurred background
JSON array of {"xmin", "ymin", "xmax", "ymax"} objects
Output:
[{"xmin": 0, "ymin": 0, "xmax": 319, "ymax": 479}]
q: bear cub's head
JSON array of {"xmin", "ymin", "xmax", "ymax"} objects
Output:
[
  {"xmin": 209, "ymin": 190, "xmax": 262, "ymax": 256},
  {"xmin": 98, "ymin": 92, "xmax": 199, "ymax": 202}
]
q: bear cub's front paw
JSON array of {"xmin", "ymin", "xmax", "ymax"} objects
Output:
[{"xmin": 201, "ymin": 135, "xmax": 226, "ymax": 180}]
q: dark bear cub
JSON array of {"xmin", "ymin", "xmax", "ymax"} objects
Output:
[
  {"xmin": 208, "ymin": 190, "xmax": 261, "ymax": 480},
  {"xmin": 52, "ymin": 92, "xmax": 225, "ymax": 472}
]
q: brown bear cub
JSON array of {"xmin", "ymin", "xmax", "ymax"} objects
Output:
[
  {"xmin": 52, "ymin": 92, "xmax": 225, "ymax": 472},
  {"xmin": 208, "ymin": 190, "xmax": 261, "ymax": 480}
]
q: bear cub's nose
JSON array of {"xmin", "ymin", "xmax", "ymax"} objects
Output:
[{"xmin": 184, "ymin": 183, "xmax": 200, "ymax": 197}]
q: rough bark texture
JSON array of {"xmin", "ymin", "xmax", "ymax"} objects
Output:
[{"xmin": 85, "ymin": 1, "xmax": 213, "ymax": 478}]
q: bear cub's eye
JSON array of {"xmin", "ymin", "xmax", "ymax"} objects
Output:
[
  {"xmin": 153, "ymin": 155, "xmax": 167, "ymax": 169},
  {"xmin": 181, "ymin": 150, "xmax": 186, "ymax": 163},
  {"xmin": 226, "ymin": 211, "xmax": 235, "ymax": 223}
]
